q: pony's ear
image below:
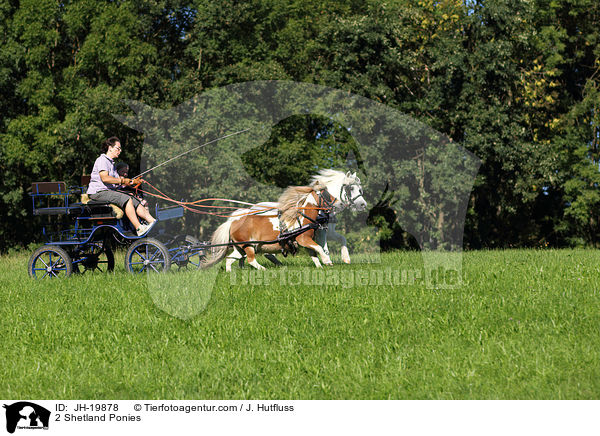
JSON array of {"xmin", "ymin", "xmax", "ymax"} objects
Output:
[
  {"xmin": 352, "ymin": 172, "xmax": 357, "ymax": 178},
  {"xmin": 346, "ymin": 171, "xmax": 352, "ymax": 177}
]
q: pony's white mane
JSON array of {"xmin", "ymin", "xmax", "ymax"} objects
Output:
[{"xmin": 310, "ymin": 169, "xmax": 360, "ymax": 187}]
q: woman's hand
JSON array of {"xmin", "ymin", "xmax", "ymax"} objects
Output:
[{"xmin": 121, "ymin": 177, "xmax": 142, "ymax": 187}]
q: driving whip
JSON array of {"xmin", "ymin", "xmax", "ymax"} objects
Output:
[{"xmin": 133, "ymin": 128, "xmax": 251, "ymax": 179}]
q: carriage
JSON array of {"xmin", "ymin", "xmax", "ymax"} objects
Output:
[
  {"xmin": 27, "ymin": 170, "xmax": 366, "ymax": 278},
  {"xmin": 27, "ymin": 179, "xmax": 208, "ymax": 278}
]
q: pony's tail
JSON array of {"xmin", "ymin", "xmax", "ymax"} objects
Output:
[{"xmin": 202, "ymin": 219, "xmax": 232, "ymax": 268}]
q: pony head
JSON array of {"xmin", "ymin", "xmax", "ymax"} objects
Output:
[
  {"xmin": 342, "ymin": 171, "xmax": 366, "ymax": 211},
  {"xmin": 310, "ymin": 169, "xmax": 367, "ymax": 211}
]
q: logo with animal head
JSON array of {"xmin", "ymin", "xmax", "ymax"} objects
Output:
[{"xmin": 3, "ymin": 402, "xmax": 50, "ymax": 434}]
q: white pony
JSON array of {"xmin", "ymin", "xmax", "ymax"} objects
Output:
[{"xmin": 311, "ymin": 169, "xmax": 365, "ymax": 263}]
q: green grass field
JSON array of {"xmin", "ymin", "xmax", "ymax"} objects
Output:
[{"xmin": 1, "ymin": 248, "xmax": 599, "ymax": 399}]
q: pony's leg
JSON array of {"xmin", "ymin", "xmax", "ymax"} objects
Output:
[
  {"xmin": 225, "ymin": 247, "xmax": 244, "ymax": 272},
  {"xmin": 340, "ymin": 246, "xmax": 350, "ymax": 264},
  {"xmin": 314, "ymin": 228, "xmax": 329, "ymax": 255},
  {"xmin": 244, "ymin": 246, "xmax": 266, "ymax": 270},
  {"xmin": 236, "ymin": 246, "xmax": 246, "ymax": 268},
  {"xmin": 264, "ymin": 253, "xmax": 283, "ymax": 266},
  {"xmin": 297, "ymin": 234, "xmax": 332, "ymax": 266},
  {"xmin": 328, "ymin": 223, "xmax": 350, "ymax": 264},
  {"xmin": 310, "ymin": 253, "xmax": 322, "ymax": 268}
]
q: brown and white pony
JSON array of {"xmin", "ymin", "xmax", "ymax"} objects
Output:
[
  {"xmin": 251, "ymin": 170, "xmax": 365, "ymax": 264},
  {"xmin": 202, "ymin": 170, "xmax": 366, "ymax": 271}
]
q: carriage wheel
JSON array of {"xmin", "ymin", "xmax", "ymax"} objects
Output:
[
  {"xmin": 28, "ymin": 246, "xmax": 73, "ymax": 278},
  {"xmin": 74, "ymin": 243, "xmax": 115, "ymax": 274},
  {"xmin": 172, "ymin": 235, "xmax": 205, "ymax": 269},
  {"xmin": 125, "ymin": 238, "xmax": 171, "ymax": 274}
]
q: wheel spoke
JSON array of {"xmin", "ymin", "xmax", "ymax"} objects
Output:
[
  {"xmin": 149, "ymin": 263, "xmax": 159, "ymax": 272},
  {"xmin": 38, "ymin": 257, "xmax": 49, "ymax": 268},
  {"xmin": 148, "ymin": 247, "xmax": 161, "ymax": 262}
]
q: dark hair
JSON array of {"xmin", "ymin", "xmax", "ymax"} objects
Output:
[
  {"xmin": 101, "ymin": 137, "xmax": 120, "ymax": 153},
  {"xmin": 115, "ymin": 161, "xmax": 129, "ymax": 177}
]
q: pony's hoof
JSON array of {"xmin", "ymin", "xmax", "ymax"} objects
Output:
[{"xmin": 341, "ymin": 247, "xmax": 350, "ymax": 264}]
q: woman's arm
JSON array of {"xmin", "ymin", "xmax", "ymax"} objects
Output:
[
  {"xmin": 99, "ymin": 170, "xmax": 124, "ymax": 185},
  {"xmin": 99, "ymin": 171, "xmax": 140, "ymax": 186}
]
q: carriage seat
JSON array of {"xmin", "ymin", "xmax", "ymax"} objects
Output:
[
  {"xmin": 30, "ymin": 181, "xmax": 83, "ymax": 216},
  {"xmin": 80, "ymin": 193, "xmax": 125, "ymax": 219},
  {"xmin": 78, "ymin": 175, "xmax": 125, "ymax": 219}
]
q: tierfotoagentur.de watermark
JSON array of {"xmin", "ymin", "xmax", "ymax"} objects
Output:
[{"xmin": 229, "ymin": 266, "xmax": 461, "ymax": 289}]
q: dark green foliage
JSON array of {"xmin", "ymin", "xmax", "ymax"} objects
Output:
[
  {"xmin": 1, "ymin": 0, "xmax": 600, "ymax": 250},
  {"xmin": 241, "ymin": 115, "xmax": 358, "ymax": 188}
]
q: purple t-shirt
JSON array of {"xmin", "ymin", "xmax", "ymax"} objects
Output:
[{"xmin": 87, "ymin": 154, "xmax": 118, "ymax": 194}]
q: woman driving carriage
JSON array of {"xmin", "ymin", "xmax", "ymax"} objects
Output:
[
  {"xmin": 115, "ymin": 161, "xmax": 149, "ymax": 212},
  {"xmin": 87, "ymin": 137, "xmax": 156, "ymax": 236}
]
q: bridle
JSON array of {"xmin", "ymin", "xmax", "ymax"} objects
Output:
[
  {"xmin": 279, "ymin": 181, "xmax": 364, "ymax": 235},
  {"xmin": 280, "ymin": 188, "xmax": 338, "ymax": 234},
  {"xmin": 340, "ymin": 183, "xmax": 364, "ymax": 208}
]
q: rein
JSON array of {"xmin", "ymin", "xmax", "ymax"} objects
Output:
[{"xmin": 136, "ymin": 179, "xmax": 331, "ymax": 219}]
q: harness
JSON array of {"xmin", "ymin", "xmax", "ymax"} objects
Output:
[
  {"xmin": 277, "ymin": 188, "xmax": 336, "ymax": 256},
  {"xmin": 298, "ymin": 189, "xmax": 336, "ymax": 227},
  {"xmin": 228, "ymin": 182, "xmax": 365, "ymax": 257},
  {"xmin": 277, "ymin": 182, "xmax": 363, "ymax": 234}
]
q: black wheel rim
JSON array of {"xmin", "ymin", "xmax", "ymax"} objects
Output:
[
  {"xmin": 186, "ymin": 248, "xmax": 204, "ymax": 269},
  {"xmin": 172, "ymin": 236, "xmax": 204, "ymax": 270},
  {"xmin": 78, "ymin": 243, "xmax": 113, "ymax": 273}
]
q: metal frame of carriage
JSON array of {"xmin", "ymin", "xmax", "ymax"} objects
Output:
[
  {"xmin": 27, "ymin": 180, "xmax": 330, "ymax": 278},
  {"xmin": 27, "ymin": 180, "xmax": 210, "ymax": 278}
]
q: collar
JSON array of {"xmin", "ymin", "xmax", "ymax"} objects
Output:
[
  {"xmin": 102, "ymin": 153, "xmax": 114, "ymax": 163},
  {"xmin": 317, "ymin": 189, "xmax": 337, "ymax": 210}
]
